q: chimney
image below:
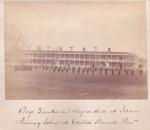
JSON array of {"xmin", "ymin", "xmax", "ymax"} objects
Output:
[
  {"xmin": 94, "ymin": 47, "xmax": 98, "ymax": 51},
  {"xmin": 59, "ymin": 47, "xmax": 63, "ymax": 51},
  {"xmin": 37, "ymin": 46, "xmax": 41, "ymax": 51},
  {"xmin": 83, "ymin": 47, "xmax": 86, "ymax": 52},
  {"xmin": 108, "ymin": 48, "xmax": 111, "ymax": 52},
  {"xmin": 46, "ymin": 46, "xmax": 50, "ymax": 50},
  {"xmin": 70, "ymin": 46, "xmax": 74, "ymax": 51}
]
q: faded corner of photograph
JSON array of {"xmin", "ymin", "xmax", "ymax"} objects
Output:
[{"xmin": 4, "ymin": 0, "xmax": 148, "ymax": 100}]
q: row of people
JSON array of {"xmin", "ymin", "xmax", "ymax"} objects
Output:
[{"xmin": 44, "ymin": 66, "xmax": 143, "ymax": 76}]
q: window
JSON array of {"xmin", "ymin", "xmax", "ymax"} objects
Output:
[
  {"xmin": 80, "ymin": 61, "xmax": 84, "ymax": 65},
  {"xmin": 85, "ymin": 54, "xmax": 89, "ymax": 59},
  {"xmin": 107, "ymin": 55, "xmax": 111, "ymax": 59},
  {"xmin": 96, "ymin": 62, "xmax": 101, "ymax": 66},
  {"xmin": 55, "ymin": 54, "xmax": 59, "ymax": 58},
  {"xmin": 118, "ymin": 56, "xmax": 123, "ymax": 60},
  {"xmin": 70, "ymin": 60, "xmax": 74, "ymax": 65},
  {"xmin": 42, "ymin": 53, "xmax": 46, "ymax": 57},
  {"xmin": 75, "ymin": 61, "xmax": 79, "ymax": 65},
  {"xmin": 75, "ymin": 54, "xmax": 79, "ymax": 58},
  {"xmin": 37, "ymin": 59, "xmax": 41, "ymax": 64},
  {"xmin": 65, "ymin": 54, "xmax": 69, "ymax": 58},
  {"xmin": 112, "ymin": 55, "xmax": 117, "ymax": 59},
  {"xmin": 47, "ymin": 54, "xmax": 51, "ymax": 57},
  {"xmin": 60, "ymin": 60, "xmax": 64, "ymax": 65},
  {"xmin": 47, "ymin": 60, "xmax": 50, "ymax": 64},
  {"xmin": 85, "ymin": 61, "xmax": 89, "ymax": 65},
  {"xmin": 90, "ymin": 55, "xmax": 94, "ymax": 59},
  {"xmin": 95, "ymin": 55, "xmax": 100, "ymax": 59},
  {"xmin": 69, "ymin": 54, "xmax": 74, "ymax": 58},
  {"xmin": 65, "ymin": 60, "xmax": 69, "ymax": 65},
  {"xmin": 80, "ymin": 54, "xmax": 84, "ymax": 59},
  {"xmin": 60, "ymin": 54, "xmax": 64, "ymax": 58},
  {"xmin": 101, "ymin": 55, "xmax": 106, "ymax": 59},
  {"xmin": 37, "ymin": 53, "xmax": 41, "ymax": 57},
  {"xmin": 51, "ymin": 54, "xmax": 55, "ymax": 58}
]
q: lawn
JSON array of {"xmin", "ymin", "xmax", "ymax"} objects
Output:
[{"xmin": 5, "ymin": 69, "xmax": 147, "ymax": 99}]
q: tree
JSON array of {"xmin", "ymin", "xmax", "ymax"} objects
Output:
[{"xmin": 5, "ymin": 25, "xmax": 27, "ymax": 67}]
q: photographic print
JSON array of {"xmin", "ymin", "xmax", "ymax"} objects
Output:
[{"xmin": 5, "ymin": 0, "xmax": 147, "ymax": 99}]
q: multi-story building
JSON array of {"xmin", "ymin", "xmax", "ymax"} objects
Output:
[{"xmin": 15, "ymin": 48, "xmax": 143, "ymax": 73}]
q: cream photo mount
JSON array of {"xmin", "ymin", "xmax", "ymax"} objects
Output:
[{"xmin": 0, "ymin": 0, "xmax": 150, "ymax": 130}]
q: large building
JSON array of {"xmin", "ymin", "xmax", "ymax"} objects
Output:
[{"xmin": 13, "ymin": 48, "xmax": 146, "ymax": 74}]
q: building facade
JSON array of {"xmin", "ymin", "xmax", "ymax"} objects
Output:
[{"xmin": 16, "ymin": 48, "xmax": 141, "ymax": 72}]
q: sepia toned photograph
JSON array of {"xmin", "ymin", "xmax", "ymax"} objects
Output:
[{"xmin": 5, "ymin": 0, "xmax": 147, "ymax": 99}]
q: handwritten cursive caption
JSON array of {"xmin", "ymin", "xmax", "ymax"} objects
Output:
[{"xmin": 16, "ymin": 105, "xmax": 139, "ymax": 128}]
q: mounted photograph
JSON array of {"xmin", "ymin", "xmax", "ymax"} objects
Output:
[{"xmin": 5, "ymin": 0, "xmax": 147, "ymax": 99}]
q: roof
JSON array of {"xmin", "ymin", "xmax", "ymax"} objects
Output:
[{"xmin": 24, "ymin": 50, "xmax": 135, "ymax": 55}]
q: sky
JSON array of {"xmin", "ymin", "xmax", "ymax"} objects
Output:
[{"xmin": 5, "ymin": 1, "xmax": 147, "ymax": 58}]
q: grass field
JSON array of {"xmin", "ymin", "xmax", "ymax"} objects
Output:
[{"xmin": 5, "ymin": 70, "xmax": 148, "ymax": 99}]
